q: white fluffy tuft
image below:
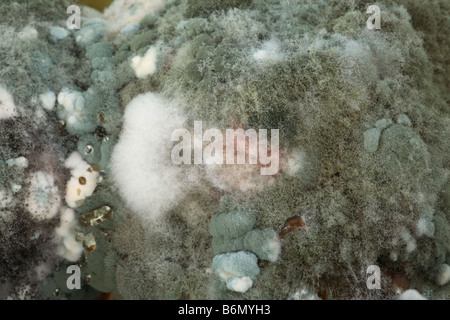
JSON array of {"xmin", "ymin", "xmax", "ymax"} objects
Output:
[
  {"xmin": 435, "ymin": 264, "xmax": 450, "ymax": 286},
  {"xmin": 400, "ymin": 228, "xmax": 416, "ymax": 253},
  {"xmin": 253, "ymin": 38, "xmax": 282, "ymax": 63},
  {"xmin": 227, "ymin": 276, "xmax": 253, "ymax": 293},
  {"xmin": 18, "ymin": 26, "xmax": 38, "ymax": 41},
  {"xmin": 57, "ymin": 87, "xmax": 86, "ymax": 124},
  {"xmin": 0, "ymin": 85, "xmax": 18, "ymax": 120},
  {"xmin": 416, "ymin": 216, "xmax": 435, "ymax": 237},
  {"xmin": 131, "ymin": 46, "xmax": 158, "ymax": 79},
  {"xmin": 55, "ymin": 207, "xmax": 83, "ymax": 262},
  {"xmin": 397, "ymin": 289, "xmax": 427, "ymax": 300},
  {"xmin": 110, "ymin": 92, "xmax": 188, "ymax": 220},
  {"xmin": 64, "ymin": 152, "xmax": 99, "ymax": 208},
  {"xmin": 39, "ymin": 90, "xmax": 56, "ymax": 111}
]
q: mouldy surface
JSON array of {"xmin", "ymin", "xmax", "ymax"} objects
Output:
[{"xmin": 0, "ymin": 0, "xmax": 449, "ymax": 300}]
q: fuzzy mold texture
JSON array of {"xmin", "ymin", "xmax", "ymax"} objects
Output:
[{"xmin": 0, "ymin": 0, "xmax": 449, "ymax": 300}]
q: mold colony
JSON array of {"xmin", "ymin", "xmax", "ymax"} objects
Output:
[{"xmin": 0, "ymin": 0, "xmax": 448, "ymax": 300}]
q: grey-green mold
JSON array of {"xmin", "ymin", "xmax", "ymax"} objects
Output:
[
  {"xmin": 184, "ymin": 0, "xmax": 253, "ymax": 19},
  {"xmin": 0, "ymin": 0, "xmax": 448, "ymax": 300},
  {"xmin": 209, "ymin": 210, "xmax": 256, "ymax": 238}
]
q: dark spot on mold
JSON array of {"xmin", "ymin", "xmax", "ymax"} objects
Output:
[
  {"xmin": 279, "ymin": 216, "xmax": 306, "ymax": 238},
  {"xmin": 97, "ymin": 113, "xmax": 105, "ymax": 122},
  {"xmin": 258, "ymin": 259, "xmax": 269, "ymax": 268},
  {"xmin": 95, "ymin": 126, "xmax": 107, "ymax": 138}
]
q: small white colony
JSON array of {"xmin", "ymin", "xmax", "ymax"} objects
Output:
[
  {"xmin": 397, "ymin": 289, "xmax": 427, "ymax": 300},
  {"xmin": 289, "ymin": 287, "xmax": 320, "ymax": 300},
  {"xmin": 131, "ymin": 46, "xmax": 158, "ymax": 78},
  {"xmin": 17, "ymin": 26, "xmax": 38, "ymax": 41},
  {"xmin": 282, "ymin": 149, "xmax": 305, "ymax": 176},
  {"xmin": 400, "ymin": 228, "xmax": 417, "ymax": 253},
  {"xmin": 253, "ymin": 38, "xmax": 282, "ymax": 63},
  {"xmin": 34, "ymin": 263, "xmax": 52, "ymax": 282},
  {"xmin": 226, "ymin": 276, "xmax": 253, "ymax": 293},
  {"xmin": 57, "ymin": 87, "xmax": 86, "ymax": 126},
  {"xmin": 5, "ymin": 156, "xmax": 28, "ymax": 169},
  {"xmin": 24, "ymin": 171, "xmax": 61, "ymax": 220},
  {"xmin": 416, "ymin": 214, "xmax": 435, "ymax": 238},
  {"xmin": 55, "ymin": 207, "xmax": 83, "ymax": 262},
  {"xmin": 0, "ymin": 85, "xmax": 18, "ymax": 120},
  {"xmin": 64, "ymin": 152, "xmax": 99, "ymax": 208},
  {"xmin": 39, "ymin": 90, "xmax": 56, "ymax": 111},
  {"xmin": 435, "ymin": 264, "xmax": 450, "ymax": 286},
  {"xmin": 49, "ymin": 26, "xmax": 69, "ymax": 42},
  {"xmin": 212, "ymin": 252, "xmax": 260, "ymax": 293}
]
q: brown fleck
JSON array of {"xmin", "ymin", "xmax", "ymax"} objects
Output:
[
  {"xmin": 258, "ymin": 259, "xmax": 269, "ymax": 268},
  {"xmin": 392, "ymin": 272, "xmax": 409, "ymax": 291},
  {"xmin": 97, "ymin": 113, "xmax": 105, "ymax": 122},
  {"xmin": 317, "ymin": 285, "xmax": 333, "ymax": 300},
  {"xmin": 85, "ymin": 245, "xmax": 96, "ymax": 253},
  {"xmin": 279, "ymin": 216, "xmax": 306, "ymax": 238},
  {"xmin": 79, "ymin": 176, "xmax": 86, "ymax": 185},
  {"xmin": 385, "ymin": 270, "xmax": 409, "ymax": 292},
  {"xmin": 94, "ymin": 292, "xmax": 112, "ymax": 300},
  {"xmin": 77, "ymin": 188, "xmax": 81, "ymax": 196}
]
